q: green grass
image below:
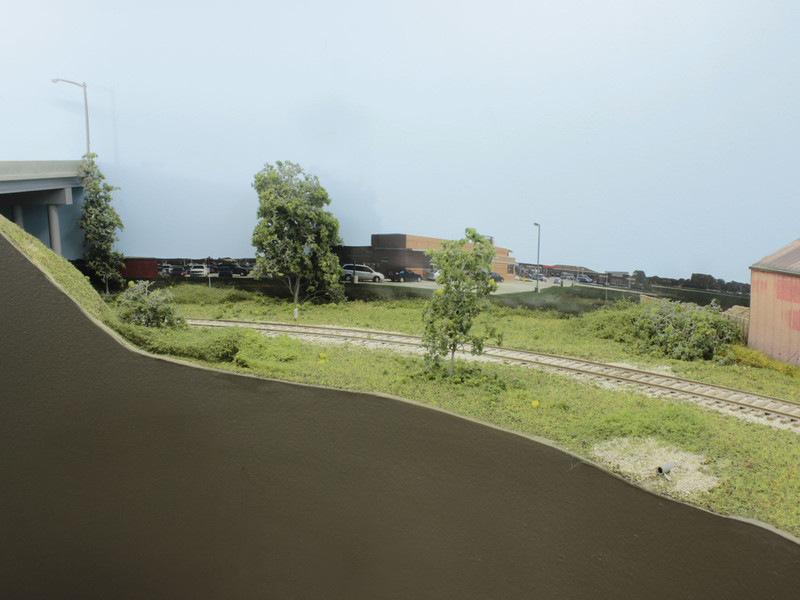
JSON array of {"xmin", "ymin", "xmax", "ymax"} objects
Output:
[
  {"xmin": 171, "ymin": 284, "xmax": 800, "ymax": 402},
  {"xmin": 0, "ymin": 214, "xmax": 115, "ymax": 324}
]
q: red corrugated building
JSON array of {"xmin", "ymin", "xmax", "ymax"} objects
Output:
[{"xmin": 749, "ymin": 239, "xmax": 800, "ymax": 366}]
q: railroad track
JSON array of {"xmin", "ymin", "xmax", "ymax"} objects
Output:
[{"xmin": 186, "ymin": 318, "xmax": 800, "ymax": 430}]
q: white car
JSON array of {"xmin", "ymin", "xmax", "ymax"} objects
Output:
[
  {"xmin": 425, "ymin": 269, "xmax": 441, "ymax": 281},
  {"xmin": 188, "ymin": 264, "xmax": 209, "ymax": 277},
  {"xmin": 341, "ymin": 264, "xmax": 385, "ymax": 282}
]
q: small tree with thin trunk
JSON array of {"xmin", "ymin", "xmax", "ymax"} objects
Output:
[
  {"xmin": 78, "ymin": 153, "xmax": 124, "ymax": 294},
  {"xmin": 251, "ymin": 161, "xmax": 344, "ymax": 319},
  {"xmin": 422, "ymin": 228, "xmax": 500, "ymax": 376}
]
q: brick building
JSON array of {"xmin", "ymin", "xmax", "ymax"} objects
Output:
[{"xmin": 337, "ymin": 234, "xmax": 515, "ymax": 278}]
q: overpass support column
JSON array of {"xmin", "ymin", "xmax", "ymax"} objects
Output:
[
  {"xmin": 47, "ymin": 204, "xmax": 62, "ymax": 256},
  {"xmin": 13, "ymin": 205, "xmax": 24, "ymax": 228}
]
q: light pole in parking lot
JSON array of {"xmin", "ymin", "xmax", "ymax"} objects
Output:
[{"xmin": 534, "ymin": 222, "xmax": 541, "ymax": 293}]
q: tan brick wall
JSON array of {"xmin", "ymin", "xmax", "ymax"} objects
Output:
[{"xmin": 355, "ymin": 234, "xmax": 515, "ymax": 277}]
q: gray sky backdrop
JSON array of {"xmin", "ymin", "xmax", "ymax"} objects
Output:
[{"xmin": 3, "ymin": 0, "xmax": 798, "ymax": 282}]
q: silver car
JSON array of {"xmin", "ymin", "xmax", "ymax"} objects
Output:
[{"xmin": 341, "ymin": 264, "xmax": 385, "ymax": 282}]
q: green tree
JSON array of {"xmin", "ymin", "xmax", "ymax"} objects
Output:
[
  {"xmin": 78, "ymin": 153, "xmax": 124, "ymax": 294},
  {"xmin": 689, "ymin": 273, "xmax": 715, "ymax": 290},
  {"xmin": 251, "ymin": 161, "xmax": 344, "ymax": 320},
  {"xmin": 422, "ymin": 228, "xmax": 500, "ymax": 376}
]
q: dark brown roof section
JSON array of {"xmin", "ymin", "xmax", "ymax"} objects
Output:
[{"xmin": 750, "ymin": 238, "xmax": 800, "ymax": 276}]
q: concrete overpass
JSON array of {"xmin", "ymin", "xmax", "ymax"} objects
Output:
[{"xmin": 0, "ymin": 160, "xmax": 83, "ymax": 257}]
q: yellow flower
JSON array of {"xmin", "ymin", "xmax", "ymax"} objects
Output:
[{"xmin": 530, "ymin": 400, "xmax": 540, "ymax": 408}]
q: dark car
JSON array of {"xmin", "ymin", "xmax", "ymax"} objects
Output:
[
  {"xmin": 217, "ymin": 265, "xmax": 233, "ymax": 278},
  {"xmin": 388, "ymin": 269, "xmax": 422, "ymax": 282},
  {"xmin": 232, "ymin": 263, "xmax": 250, "ymax": 276},
  {"xmin": 489, "ymin": 272, "xmax": 504, "ymax": 283},
  {"xmin": 170, "ymin": 266, "xmax": 186, "ymax": 277}
]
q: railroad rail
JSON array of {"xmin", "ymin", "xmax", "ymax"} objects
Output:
[{"xmin": 186, "ymin": 318, "xmax": 800, "ymax": 430}]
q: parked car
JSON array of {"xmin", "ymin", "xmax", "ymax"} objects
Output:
[
  {"xmin": 577, "ymin": 275, "xmax": 593, "ymax": 283},
  {"xmin": 341, "ymin": 264, "xmax": 385, "ymax": 282},
  {"xmin": 490, "ymin": 272, "xmax": 504, "ymax": 283},
  {"xmin": 170, "ymin": 266, "xmax": 186, "ymax": 277},
  {"xmin": 189, "ymin": 264, "xmax": 209, "ymax": 277},
  {"xmin": 388, "ymin": 268, "xmax": 422, "ymax": 282},
  {"xmin": 425, "ymin": 269, "xmax": 441, "ymax": 281},
  {"xmin": 532, "ymin": 274, "xmax": 547, "ymax": 281},
  {"xmin": 217, "ymin": 265, "xmax": 233, "ymax": 278},
  {"xmin": 158, "ymin": 263, "xmax": 172, "ymax": 276},
  {"xmin": 232, "ymin": 263, "xmax": 250, "ymax": 276}
]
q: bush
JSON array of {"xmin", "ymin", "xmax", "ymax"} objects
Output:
[
  {"xmin": 115, "ymin": 323, "xmax": 252, "ymax": 362},
  {"xmin": 580, "ymin": 299, "xmax": 741, "ymax": 361},
  {"xmin": 579, "ymin": 300, "xmax": 640, "ymax": 344},
  {"xmin": 117, "ymin": 281, "xmax": 183, "ymax": 327},
  {"xmin": 634, "ymin": 299, "xmax": 740, "ymax": 360}
]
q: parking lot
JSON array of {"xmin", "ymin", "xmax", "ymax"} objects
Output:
[{"xmin": 380, "ymin": 277, "xmax": 577, "ymax": 295}]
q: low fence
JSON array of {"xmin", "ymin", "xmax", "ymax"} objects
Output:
[{"xmin": 723, "ymin": 305, "xmax": 751, "ymax": 343}]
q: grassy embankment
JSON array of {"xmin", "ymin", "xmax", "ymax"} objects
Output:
[
  {"xmin": 0, "ymin": 215, "xmax": 115, "ymax": 324},
  {"xmin": 3, "ymin": 214, "xmax": 799, "ymax": 539}
]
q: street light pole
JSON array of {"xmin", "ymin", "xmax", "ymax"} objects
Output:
[
  {"xmin": 534, "ymin": 222, "xmax": 541, "ymax": 293},
  {"xmin": 52, "ymin": 78, "xmax": 91, "ymax": 156}
]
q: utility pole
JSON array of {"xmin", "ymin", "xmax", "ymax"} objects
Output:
[{"xmin": 534, "ymin": 222, "xmax": 541, "ymax": 293}]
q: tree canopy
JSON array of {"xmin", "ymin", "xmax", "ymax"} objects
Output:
[
  {"xmin": 77, "ymin": 153, "xmax": 124, "ymax": 294},
  {"xmin": 422, "ymin": 228, "xmax": 500, "ymax": 376},
  {"xmin": 251, "ymin": 161, "xmax": 344, "ymax": 318}
]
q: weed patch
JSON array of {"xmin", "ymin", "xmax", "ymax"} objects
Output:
[{"xmin": 116, "ymin": 323, "xmax": 252, "ymax": 362}]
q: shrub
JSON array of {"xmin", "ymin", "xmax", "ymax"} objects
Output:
[
  {"xmin": 115, "ymin": 323, "xmax": 251, "ymax": 362},
  {"xmin": 117, "ymin": 281, "xmax": 183, "ymax": 327},
  {"xmin": 579, "ymin": 300, "xmax": 640, "ymax": 344},
  {"xmin": 634, "ymin": 299, "xmax": 740, "ymax": 360},
  {"xmin": 580, "ymin": 299, "xmax": 741, "ymax": 361}
]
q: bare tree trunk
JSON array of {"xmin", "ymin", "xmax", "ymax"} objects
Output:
[
  {"xmin": 448, "ymin": 349, "xmax": 455, "ymax": 377},
  {"xmin": 293, "ymin": 280, "xmax": 300, "ymax": 321}
]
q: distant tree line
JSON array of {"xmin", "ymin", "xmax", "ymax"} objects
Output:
[{"xmin": 638, "ymin": 271, "xmax": 750, "ymax": 295}]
